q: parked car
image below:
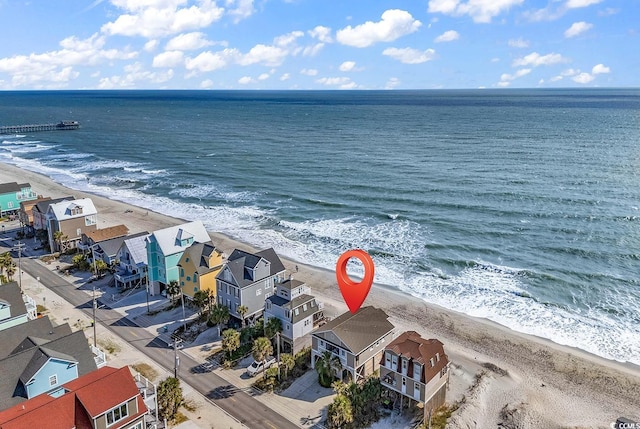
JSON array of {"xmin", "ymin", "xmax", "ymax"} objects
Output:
[{"xmin": 246, "ymin": 357, "xmax": 277, "ymax": 377}]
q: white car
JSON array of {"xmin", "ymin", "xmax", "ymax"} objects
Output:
[{"xmin": 246, "ymin": 357, "xmax": 277, "ymax": 377}]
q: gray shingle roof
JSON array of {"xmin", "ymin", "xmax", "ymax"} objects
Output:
[
  {"xmin": 97, "ymin": 231, "xmax": 148, "ymax": 259},
  {"xmin": 224, "ymin": 248, "xmax": 285, "ymax": 288},
  {"xmin": 313, "ymin": 306, "xmax": 394, "ymax": 355},
  {"xmin": 33, "ymin": 196, "xmax": 74, "ymax": 215},
  {"xmin": 0, "ymin": 282, "xmax": 27, "ymax": 319},
  {"xmin": 0, "ymin": 329, "xmax": 97, "ymax": 409},
  {"xmin": 0, "ymin": 182, "xmax": 29, "ymax": 194},
  {"xmin": 0, "ymin": 317, "xmax": 71, "ymax": 360}
]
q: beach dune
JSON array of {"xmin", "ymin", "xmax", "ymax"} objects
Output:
[{"xmin": 2, "ymin": 161, "xmax": 639, "ymax": 428}]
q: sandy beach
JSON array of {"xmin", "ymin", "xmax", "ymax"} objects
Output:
[{"xmin": 3, "ymin": 161, "xmax": 639, "ymax": 428}]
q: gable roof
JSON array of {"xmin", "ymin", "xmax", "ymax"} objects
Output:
[
  {"xmin": 96, "ymin": 231, "xmax": 148, "ymax": 259},
  {"xmin": 0, "ymin": 366, "xmax": 146, "ymax": 429},
  {"xmin": 268, "ymin": 293, "xmax": 320, "ymax": 324},
  {"xmin": 0, "ymin": 282, "xmax": 27, "ymax": 320},
  {"xmin": 312, "ymin": 306, "xmax": 394, "ymax": 355},
  {"xmin": 85, "ymin": 224, "xmax": 129, "ymax": 244},
  {"xmin": 222, "ymin": 248, "xmax": 285, "ymax": 288},
  {"xmin": 47, "ymin": 198, "xmax": 97, "ymax": 221},
  {"xmin": 179, "ymin": 241, "xmax": 223, "ymax": 274},
  {"xmin": 0, "ymin": 182, "xmax": 30, "ymax": 195},
  {"xmin": 0, "ymin": 328, "xmax": 97, "ymax": 410},
  {"xmin": 148, "ymin": 220, "xmax": 210, "ymax": 256},
  {"xmin": 121, "ymin": 232, "xmax": 150, "ymax": 266},
  {"xmin": 0, "ymin": 317, "xmax": 71, "ymax": 360},
  {"xmin": 384, "ymin": 331, "xmax": 449, "ymax": 383},
  {"xmin": 33, "ymin": 196, "xmax": 74, "ymax": 215}
]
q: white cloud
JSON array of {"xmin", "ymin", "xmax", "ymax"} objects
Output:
[
  {"xmin": 300, "ymin": 68, "xmax": 318, "ymax": 76},
  {"xmin": 144, "ymin": 40, "xmax": 159, "ymax": 52},
  {"xmin": 592, "ymin": 63, "xmax": 610, "ymax": 74},
  {"xmin": 238, "ymin": 76, "xmax": 255, "ymax": 84},
  {"xmin": 336, "ymin": 9, "xmax": 421, "ymax": 48},
  {"xmin": 512, "ymin": 52, "xmax": 566, "ymax": 67},
  {"xmin": 428, "ymin": 0, "xmax": 524, "ymax": 23},
  {"xmin": 572, "ymin": 72, "xmax": 594, "ymax": 83},
  {"xmin": 508, "ymin": 38, "xmax": 529, "ymax": 48},
  {"xmin": 309, "ymin": 26, "xmax": 333, "ymax": 43},
  {"xmin": 382, "ymin": 47, "xmax": 436, "ymax": 64},
  {"xmin": 564, "ymin": 21, "xmax": 592, "ymax": 38},
  {"xmin": 275, "ymin": 31, "xmax": 304, "ymax": 47},
  {"xmin": 302, "ymin": 43, "xmax": 325, "ymax": 56},
  {"xmin": 238, "ymin": 44, "xmax": 288, "ymax": 67},
  {"xmin": 497, "ymin": 81, "xmax": 510, "ymax": 87},
  {"xmin": 500, "ymin": 68, "xmax": 531, "ymax": 82},
  {"xmin": 102, "ymin": 1, "xmax": 224, "ymax": 38},
  {"xmin": 339, "ymin": 61, "xmax": 356, "ymax": 72},
  {"xmin": 200, "ymin": 79, "xmax": 214, "ymax": 88},
  {"xmin": 598, "ymin": 7, "xmax": 619, "ymax": 16},
  {"xmin": 258, "ymin": 73, "xmax": 270, "ymax": 81},
  {"xmin": 316, "ymin": 76, "xmax": 357, "ymax": 89},
  {"xmin": 185, "ymin": 49, "xmax": 240, "ymax": 72},
  {"xmin": 226, "ymin": 0, "xmax": 255, "ymax": 23},
  {"xmin": 166, "ymin": 32, "xmax": 213, "ymax": 50},
  {"xmin": 434, "ymin": 30, "xmax": 459, "ymax": 43},
  {"xmin": 280, "ymin": 73, "xmax": 290, "ymax": 81},
  {"xmin": 97, "ymin": 62, "xmax": 174, "ymax": 89},
  {"xmin": 566, "ymin": 0, "xmax": 602, "ymax": 9},
  {"xmin": 491, "ymin": 57, "xmax": 500, "ymax": 62},
  {"xmin": 385, "ymin": 77, "xmax": 400, "ymax": 89},
  {"xmin": 152, "ymin": 50, "xmax": 184, "ymax": 67}
]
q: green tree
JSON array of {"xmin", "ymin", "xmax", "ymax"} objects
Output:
[
  {"xmin": 157, "ymin": 377, "xmax": 184, "ymax": 422},
  {"xmin": 221, "ymin": 328, "xmax": 240, "ymax": 359},
  {"xmin": 252, "ymin": 336, "xmax": 273, "ymax": 379},
  {"xmin": 209, "ymin": 303, "xmax": 230, "ymax": 336},
  {"xmin": 5, "ymin": 263, "xmax": 15, "ymax": 282},
  {"xmin": 52, "ymin": 231, "xmax": 67, "ymax": 252},
  {"xmin": 315, "ymin": 351, "xmax": 342, "ymax": 388},
  {"xmin": 237, "ymin": 305, "xmax": 248, "ymax": 328},
  {"xmin": 90, "ymin": 259, "xmax": 108, "ymax": 278},
  {"xmin": 192, "ymin": 290, "xmax": 209, "ymax": 317},
  {"xmin": 279, "ymin": 353, "xmax": 295, "ymax": 379},
  {"xmin": 264, "ymin": 316, "xmax": 282, "ymax": 339},
  {"xmin": 0, "ymin": 252, "xmax": 14, "ymax": 282},
  {"xmin": 327, "ymin": 394, "xmax": 354, "ymax": 429},
  {"xmin": 166, "ymin": 280, "xmax": 181, "ymax": 304}
]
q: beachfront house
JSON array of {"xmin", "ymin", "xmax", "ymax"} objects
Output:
[
  {"xmin": 311, "ymin": 306, "xmax": 395, "ymax": 383},
  {"xmin": 0, "ymin": 320, "xmax": 101, "ymax": 410},
  {"xmin": 18, "ymin": 197, "xmax": 50, "ymax": 232},
  {"xmin": 0, "ymin": 182, "xmax": 37, "ymax": 218},
  {"xmin": 379, "ymin": 331, "xmax": 450, "ymax": 418},
  {"xmin": 0, "ymin": 282, "xmax": 37, "ymax": 331},
  {"xmin": 0, "ymin": 366, "xmax": 148, "ymax": 429},
  {"xmin": 78, "ymin": 224, "xmax": 129, "ymax": 253},
  {"xmin": 45, "ymin": 198, "xmax": 98, "ymax": 253},
  {"xmin": 264, "ymin": 276, "xmax": 324, "ymax": 354},
  {"xmin": 216, "ymin": 248, "xmax": 285, "ymax": 325},
  {"xmin": 31, "ymin": 196, "xmax": 74, "ymax": 231},
  {"xmin": 146, "ymin": 221, "xmax": 210, "ymax": 296},
  {"xmin": 114, "ymin": 232, "xmax": 150, "ymax": 290},
  {"xmin": 177, "ymin": 241, "xmax": 224, "ymax": 301}
]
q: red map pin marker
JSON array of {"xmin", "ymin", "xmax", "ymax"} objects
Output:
[{"xmin": 336, "ymin": 249, "xmax": 375, "ymax": 314}]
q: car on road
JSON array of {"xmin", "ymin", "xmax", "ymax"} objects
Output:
[{"xmin": 246, "ymin": 356, "xmax": 277, "ymax": 377}]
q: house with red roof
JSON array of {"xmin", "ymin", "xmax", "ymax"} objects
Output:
[
  {"xmin": 0, "ymin": 366, "xmax": 148, "ymax": 429},
  {"xmin": 379, "ymin": 331, "xmax": 450, "ymax": 419}
]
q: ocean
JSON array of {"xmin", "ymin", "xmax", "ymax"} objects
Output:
[{"xmin": 1, "ymin": 89, "xmax": 639, "ymax": 365}]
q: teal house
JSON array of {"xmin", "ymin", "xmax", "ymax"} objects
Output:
[
  {"xmin": 146, "ymin": 220, "xmax": 210, "ymax": 296},
  {"xmin": 0, "ymin": 182, "xmax": 37, "ymax": 217}
]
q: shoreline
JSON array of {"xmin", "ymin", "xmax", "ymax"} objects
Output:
[{"xmin": 3, "ymin": 161, "xmax": 640, "ymax": 427}]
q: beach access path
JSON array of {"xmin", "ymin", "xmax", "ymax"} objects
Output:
[{"xmin": 3, "ymin": 161, "xmax": 640, "ymax": 429}]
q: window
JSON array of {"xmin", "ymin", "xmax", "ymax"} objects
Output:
[
  {"xmin": 304, "ymin": 319, "xmax": 310, "ymax": 326},
  {"xmin": 180, "ymin": 281, "xmax": 184, "ymax": 286},
  {"xmin": 391, "ymin": 355, "xmax": 398, "ymax": 369},
  {"xmin": 180, "ymin": 269, "xmax": 184, "ymax": 277},
  {"xmin": 414, "ymin": 382, "xmax": 420, "ymax": 392},
  {"xmin": 128, "ymin": 422, "xmax": 143, "ymax": 429},
  {"xmin": 256, "ymin": 288, "xmax": 262, "ymax": 296},
  {"xmin": 186, "ymin": 276, "xmax": 191, "ymax": 281},
  {"xmin": 106, "ymin": 403, "xmax": 129, "ymax": 426},
  {"xmin": 402, "ymin": 358, "xmax": 408, "ymax": 373},
  {"xmin": 320, "ymin": 340, "xmax": 325, "ymax": 347},
  {"xmin": 294, "ymin": 308, "xmax": 299, "ymax": 316},
  {"xmin": 193, "ymin": 273, "xmax": 197, "ymax": 283},
  {"xmin": 194, "ymin": 287, "xmax": 198, "ymax": 292},
  {"xmin": 185, "ymin": 257, "xmax": 190, "ymax": 262},
  {"xmin": 266, "ymin": 301, "xmax": 271, "ymax": 310},
  {"xmin": 436, "ymin": 352, "xmax": 440, "ymax": 362},
  {"xmin": 413, "ymin": 363, "xmax": 421, "ymax": 381},
  {"xmin": 285, "ymin": 310, "xmax": 291, "ymax": 319},
  {"xmin": 49, "ymin": 374, "xmax": 58, "ymax": 386},
  {"xmin": 77, "ymin": 228, "xmax": 82, "ymax": 236},
  {"xmin": 234, "ymin": 287, "xmax": 239, "ymax": 298},
  {"xmin": 303, "ymin": 303, "xmax": 307, "ymax": 311},
  {"xmin": 85, "ymin": 214, "xmax": 97, "ymax": 226},
  {"xmin": 430, "ymin": 358, "xmax": 435, "ymax": 367}
]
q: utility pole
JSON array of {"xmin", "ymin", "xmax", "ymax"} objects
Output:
[
  {"xmin": 13, "ymin": 241, "xmax": 25, "ymax": 292},
  {"xmin": 91, "ymin": 244, "xmax": 98, "ymax": 279},
  {"xmin": 276, "ymin": 331, "xmax": 281, "ymax": 381},
  {"xmin": 173, "ymin": 338, "xmax": 180, "ymax": 378},
  {"xmin": 180, "ymin": 289, "xmax": 186, "ymax": 333},
  {"xmin": 92, "ymin": 284, "xmax": 97, "ymax": 347},
  {"xmin": 145, "ymin": 269, "xmax": 150, "ymax": 314}
]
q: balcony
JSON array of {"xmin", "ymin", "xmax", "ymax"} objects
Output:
[
  {"xmin": 115, "ymin": 269, "xmax": 142, "ymax": 284},
  {"xmin": 23, "ymin": 294, "xmax": 37, "ymax": 320},
  {"xmin": 91, "ymin": 345, "xmax": 107, "ymax": 368},
  {"xmin": 317, "ymin": 344, "xmax": 348, "ymax": 368}
]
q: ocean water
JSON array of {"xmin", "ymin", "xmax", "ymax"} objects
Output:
[{"xmin": 1, "ymin": 89, "xmax": 639, "ymax": 364}]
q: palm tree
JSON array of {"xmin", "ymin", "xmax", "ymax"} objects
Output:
[
  {"xmin": 157, "ymin": 377, "xmax": 184, "ymax": 422},
  {"xmin": 252, "ymin": 336, "xmax": 273, "ymax": 379},
  {"xmin": 0, "ymin": 252, "xmax": 13, "ymax": 282},
  {"xmin": 315, "ymin": 351, "xmax": 342, "ymax": 387},
  {"xmin": 90, "ymin": 259, "xmax": 108, "ymax": 278},
  {"xmin": 6, "ymin": 264, "xmax": 16, "ymax": 282},
  {"xmin": 279, "ymin": 353, "xmax": 295, "ymax": 379},
  {"xmin": 327, "ymin": 394, "xmax": 353, "ymax": 429},
  {"xmin": 237, "ymin": 305, "xmax": 248, "ymax": 328},
  {"xmin": 221, "ymin": 328, "xmax": 240, "ymax": 359},
  {"xmin": 192, "ymin": 290, "xmax": 209, "ymax": 317},
  {"xmin": 264, "ymin": 316, "xmax": 282, "ymax": 339},
  {"xmin": 166, "ymin": 280, "xmax": 181, "ymax": 305},
  {"xmin": 52, "ymin": 230, "xmax": 67, "ymax": 253},
  {"xmin": 209, "ymin": 304, "xmax": 230, "ymax": 336}
]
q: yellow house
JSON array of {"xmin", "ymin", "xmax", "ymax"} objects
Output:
[{"xmin": 177, "ymin": 241, "xmax": 224, "ymax": 300}]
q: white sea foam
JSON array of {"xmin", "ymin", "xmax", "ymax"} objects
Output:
[{"xmin": 1, "ymin": 153, "xmax": 638, "ymax": 365}]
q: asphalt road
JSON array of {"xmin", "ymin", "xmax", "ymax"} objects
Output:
[{"xmin": 12, "ymin": 252, "xmax": 299, "ymax": 429}]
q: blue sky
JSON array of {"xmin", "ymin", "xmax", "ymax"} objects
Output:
[{"xmin": 0, "ymin": 0, "xmax": 636, "ymax": 90}]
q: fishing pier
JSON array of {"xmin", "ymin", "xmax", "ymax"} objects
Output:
[{"xmin": 0, "ymin": 120, "xmax": 80, "ymax": 134}]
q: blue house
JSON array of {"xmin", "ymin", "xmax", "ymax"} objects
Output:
[
  {"xmin": 146, "ymin": 220, "xmax": 210, "ymax": 296},
  {"xmin": 0, "ymin": 282, "xmax": 37, "ymax": 331}
]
